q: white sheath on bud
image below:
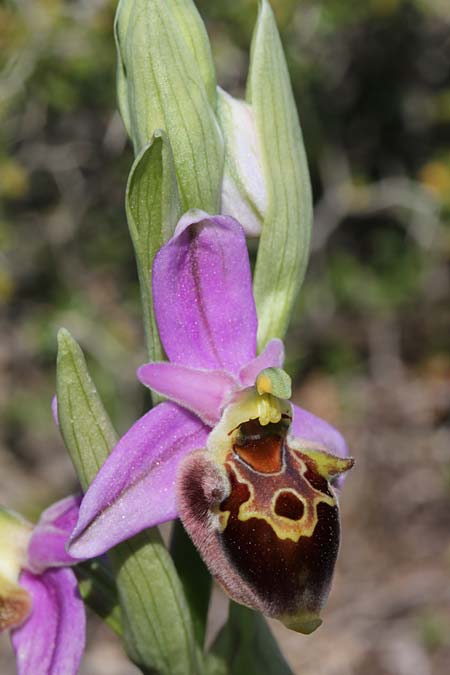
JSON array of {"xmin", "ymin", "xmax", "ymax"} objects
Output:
[{"xmin": 218, "ymin": 88, "xmax": 267, "ymax": 237}]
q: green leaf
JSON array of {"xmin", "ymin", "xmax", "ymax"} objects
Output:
[
  {"xmin": 208, "ymin": 603, "xmax": 294, "ymax": 675},
  {"xmin": 56, "ymin": 329, "xmax": 202, "ymax": 674},
  {"xmin": 76, "ymin": 559, "xmax": 122, "ymax": 637},
  {"xmin": 247, "ymin": 0, "xmax": 313, "ymax": 350},
  {"xmin": 110, "ymin": 531, "xmax": 203, "ymax": 675},
  {"xmin": 116, "ymin": 0, "xmax": 224, "ymax": 212},
  {"xmin": 126, "ymin": 131, "xmax": 181, "ymax": 364},
  {"xmin": 170, "ymin": 520, "xmax": 212, "ymax": 646}
]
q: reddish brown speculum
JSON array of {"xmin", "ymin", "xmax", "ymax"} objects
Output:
[{"xmin": 232, "ymin": 418, "xmax": 289, "ymax": 473}]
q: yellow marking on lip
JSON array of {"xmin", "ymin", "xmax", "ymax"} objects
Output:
[
  {"xmin": 224, "ymin": 452, "xmax": 336, "ymax": 543},
  {"xmin": 299, "ymin": 446, "xmax": 354, "ymax": 480}
]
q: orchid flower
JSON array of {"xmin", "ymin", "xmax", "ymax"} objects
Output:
[
  {"xmin": 0, "ymin": 496, "xmax": 85, "ymax": 675},
  {"xmin": 68, "ymin": 211, "xmax": 353, "ymax": 634}
]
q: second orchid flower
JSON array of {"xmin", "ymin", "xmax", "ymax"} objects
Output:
[{"xmin": 0, "ymin": 496, "xmax": 85, "ymax": 675}]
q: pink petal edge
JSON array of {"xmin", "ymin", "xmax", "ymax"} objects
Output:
[
  {"xmin": 137, "ymin": 361, "xmax": 238, "ymax": 426},
  {"xmin": 27, "ymin": 495, "xmax": 82, "ymax": 573},
  {"xmin": 238, "ymin": 338, "xmax": 285, "ymax": 388}
]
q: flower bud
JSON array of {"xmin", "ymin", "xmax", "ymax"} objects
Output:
[{"xmin": 115, "ymin": 0, "xmax": 224, "ymax": 213}]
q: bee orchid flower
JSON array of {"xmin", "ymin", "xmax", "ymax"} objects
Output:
[
  {"xmin": 0, "ymin": 496, "xmax": 85, "ymax": 675},
  {"xmin": 68, "ymin": 211, "xmax": 353, "ymax": 633}
]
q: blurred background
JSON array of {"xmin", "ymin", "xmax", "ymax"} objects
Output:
[{"xmin": 1, "ymin": 0, "xmax": 449, "ymax": 673}]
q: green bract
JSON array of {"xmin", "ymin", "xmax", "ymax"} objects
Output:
[
  {"xmin": 248, "ymin": 0, "xmax": 313, "ymax": 350},
  {"xmin": 169, "ymin": 0, "xmax": 217, "ymax": 106},
  {"xmin": 126, "ymin": 131, "xmax": 180, "ymax": 365},
  {"xmin": 56, "ymin": 329, "xmax": 116, "ymax": 490},
  {"xmin": 115, "ymin": 0, "xmax": 224, "ymax": 213}
]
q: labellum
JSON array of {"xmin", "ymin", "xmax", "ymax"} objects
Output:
[
  {"xmin": 178, "ymin": 378, "xmax": 353, "ymax": 634},
  {"xmin": 0, "ymin": 508, "xmax": 32, "ymax": 631}
]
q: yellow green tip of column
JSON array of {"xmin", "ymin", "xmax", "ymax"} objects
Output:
[{"xmin": 256, "ymin": 367, "xmax": 292, "ymax": 399}]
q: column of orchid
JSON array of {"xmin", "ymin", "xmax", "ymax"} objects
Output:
[{"xmin": 0, "ymin": 2, "xmax": 353, "ymax": 674}]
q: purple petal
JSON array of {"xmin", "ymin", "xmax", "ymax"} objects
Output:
[
  {"xmin": 27, "ymin": 495, "xmax": 82, "ymax": 573},
  {"xmin": 153, "ymin": 210, "xmax": 257, "ymax": 374},
  {"xmin": 291, "ymin": 404, "xmax": 350, "ymax": 488},
  {"xmin": 137, "ymin": 362, "xmax": 238, "ymax": 425},
  {"xmin": 238, "ymin": 338, "xmax": 285, "ymax": 388},
  {"xmin": 11, "ymin": 568, "xmax": 85, "ymax": 675},
  {"xmin": 68, "ymin": 402, "xmax": 209, "ymax": 558}
]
